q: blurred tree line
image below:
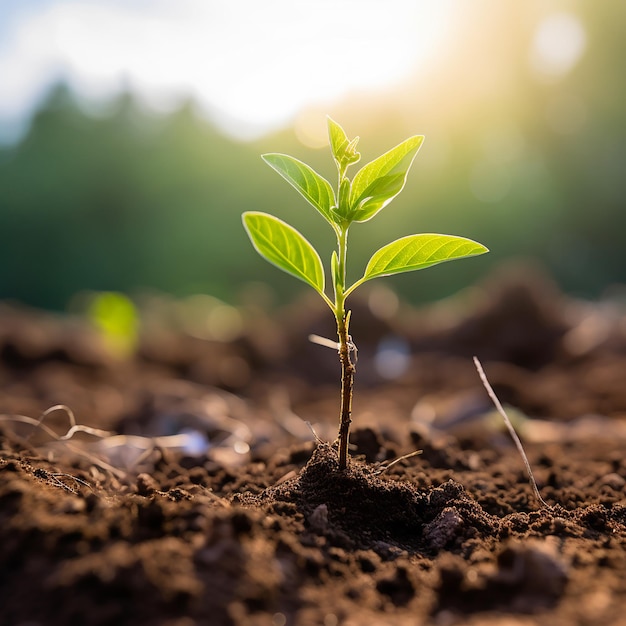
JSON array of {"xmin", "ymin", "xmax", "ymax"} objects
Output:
[
  {"xmin": 1, "ymin": 2, "xmax": 626, "ymax": 311},
  {"xmin": 0, "ymin": 85, "xmax": 488, "ymax": 310}
]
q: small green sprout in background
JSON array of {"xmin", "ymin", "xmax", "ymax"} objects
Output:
[
  {"xmin": 243, "ymin": 117, "xmax": 488, "ymax": 470},
  {"xmin": 87, "ymin": 291, "xmax": 138, "ymax": 358}
]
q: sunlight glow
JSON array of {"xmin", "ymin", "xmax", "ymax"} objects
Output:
[
  {"xmin": 529, "ymin": 12, "xmax": 587, "ymax": 80},
  {"xmin": 0, "ymin": 0, "xmax": 455, "ymax": 140}
]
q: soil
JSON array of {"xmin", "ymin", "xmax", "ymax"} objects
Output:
[{"xmin": 1, "ymin": 264, "xmax": 626, "ymax": 626}]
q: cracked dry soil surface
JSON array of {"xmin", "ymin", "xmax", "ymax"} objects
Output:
[{"xmin": 1, "ymin": 267, "xmax": 626, "ymax": 625}]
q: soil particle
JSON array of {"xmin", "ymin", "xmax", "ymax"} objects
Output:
[{"xmin": 423, "ymin": 507, "xmax": 465, "ymax": 550}]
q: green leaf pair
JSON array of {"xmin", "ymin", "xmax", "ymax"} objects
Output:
[
  {"xmin": 260, "ymin": 123, "xmax": 424, "ymax": 228},
  {"xmin": 242, "ymin": 117, "xmax": 488, "ymax": 309},
  {"xmin": 242, "ymin": 211, "xmax": 487, "ymax": 300}
]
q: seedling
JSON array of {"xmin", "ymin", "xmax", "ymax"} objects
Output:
[{"xmin": 243, "ymin": 118, "xmax": 488, "ymax": 469}]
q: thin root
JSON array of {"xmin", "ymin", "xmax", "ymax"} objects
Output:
[
  {"xmin": 374, "ymin": 449, "xmax": 423, "ymax": 475},
  {"xmin": 473, "ymin": 356, "xmax": 552, "ymax": 510}
]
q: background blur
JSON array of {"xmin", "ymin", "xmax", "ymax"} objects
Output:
[{"xmin": 1, "ymin": 0, "xmax": 625, "ymax": 311}]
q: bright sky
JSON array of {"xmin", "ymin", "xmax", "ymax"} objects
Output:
[
  {"xmin": 0, "ymin": 1, "xmax": 588, "ymax": 147},
  {"xmin": 0, "ymin": 0, "xmax": 457, "ymax": 141}
]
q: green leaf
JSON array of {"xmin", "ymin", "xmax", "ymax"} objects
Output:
[
  {"xmin": 360, "ymin": 234, "xmax": 488, "ymax": 283},
  {"xmin": 328, "ymin": 117, "xmax": 349, "ymax": 162},
  {"xmin": 350, "ymin": 135, "xmax": 424, "ymax": 222},
  {"xmin": 242, "ymin": 211, "xmax": 325, "ymax": 295},
  {"xmin": 327, "ymin": 117, "xmax": 360, "ymax": 172},
  {"xmin": 350, "ymin": 173, "xmax": 405, "ymax": 221},
  {"xmin": 262, "ymin": 154, "xmax": 336, "ymax": 225}
]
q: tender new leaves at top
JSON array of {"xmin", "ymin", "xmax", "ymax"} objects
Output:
[
  {"xmin": 262, "ymin": 154, "xmax": 336, "ymax": 227},
  {"xmin": 328, "ymin": 116, "xmax": 360, "ymax": 175},
  {"xmin": 348, "ymin": 134, "xmax": 424, "ymax": 223},
  {"xmin": 244, "ymin": 118, "xmax": 488, "ymax": 313},
  {"xmin": 359, "ymin": 234, "xmax": 488, "ymax": 284},
  {"xmin": 262, "ymin": 119, "xmax": 424, "ymax": 231},
  {"xmin": 242, "ymin": 211, "xmax": 325, "ymax": 297}
]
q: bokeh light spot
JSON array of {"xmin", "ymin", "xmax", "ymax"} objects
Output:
[{"xmin": 530, "ymin": 12, "xmax": 587, "ymax": 80}]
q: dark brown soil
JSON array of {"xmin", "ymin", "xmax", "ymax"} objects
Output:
[{"xmin": 1, "ymin": 265, "xmax": 626, "ymax": 626}]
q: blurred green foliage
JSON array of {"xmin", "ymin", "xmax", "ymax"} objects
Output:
[
  {"xmin": 2, "ymin": 2, "xmax": 626, "ymax": 311},
  {"xmin": 86, "ymin": 291, "xmax": 138, "ymax": 358}
]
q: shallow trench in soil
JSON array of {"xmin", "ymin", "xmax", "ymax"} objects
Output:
[{"xmin": 1, "ymin": 266, "xmax": 626, "ymax": 626}]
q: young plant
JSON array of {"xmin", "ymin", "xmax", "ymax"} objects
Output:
[{"xmin": 243, "ymin": 118, "xmax": 488, "ymax": 470}]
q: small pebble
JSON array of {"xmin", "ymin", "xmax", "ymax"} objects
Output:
[{"xmin": 309, "ymin": 503, "xmax": 329, "ymax": 531}]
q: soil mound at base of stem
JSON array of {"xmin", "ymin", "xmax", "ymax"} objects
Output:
[{"xmin": 248, "ymin": 443, "xmax": 495, "ymax": 555}]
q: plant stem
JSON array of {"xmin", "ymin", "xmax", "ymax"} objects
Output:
[
  {"xmin": 336, "ymin": 311, "xmax": 355, "ymax": 469},
  {"xmin": 335, "ymin": 225, "xmax": 355, "ymax": 470}
]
